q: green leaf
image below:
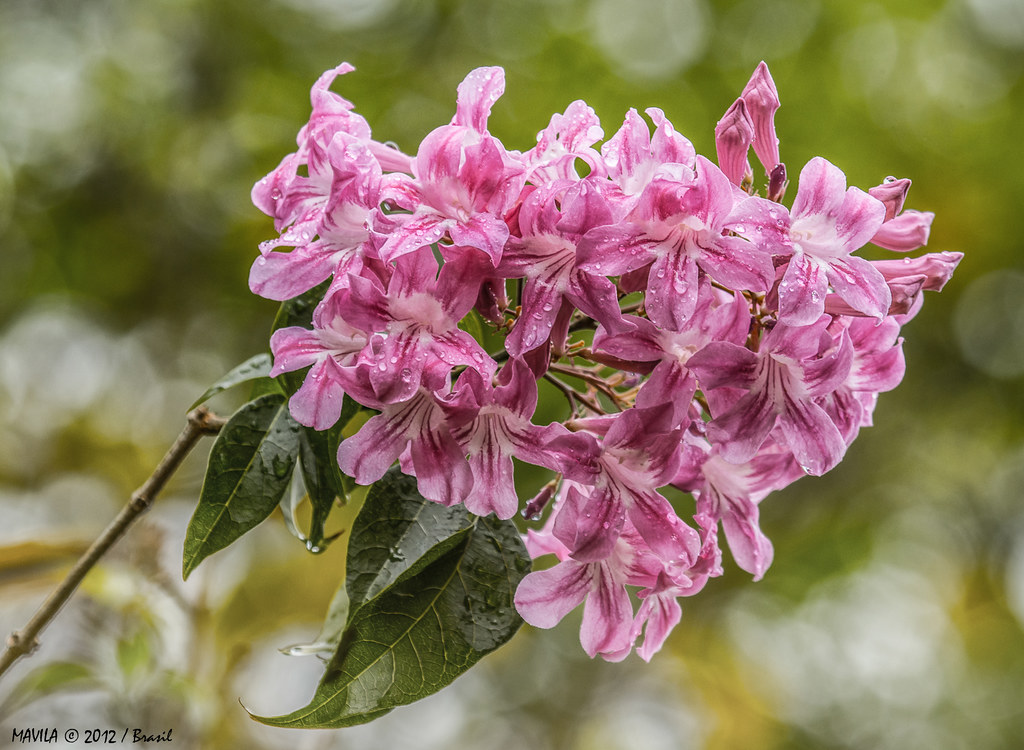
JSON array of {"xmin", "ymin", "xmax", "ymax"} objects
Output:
[
  {"xmin": 458, "ymin": 308, "xmax": 485, "ymax": 346},
  {"xmin": 279, "ymin": 583, "xmax": 350, "ymax": 658},
  {"xmin": 183, "ymin": 393, "xmax": 300, "ymax": 579},
  {"xmin": 344, "ymin": 469, "xmax": 477, "ymax": 617},
  {"xmin": 189, "ymin": 353, "xmax": 273, "ymax": 410},
  {"xmin": 254, "ymin": 469, "xmax": 531, "ymax": 728},
  {"xmin": 297, "ymin": 397, "xmax": 360, "ymax": 551},
  {"xmin": 0, "ymin": 661, "xmax": 96, "ymax": 717}
]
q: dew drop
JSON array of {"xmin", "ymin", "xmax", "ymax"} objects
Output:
[{"xmin": 270, "ymin": 188, "xmax": 283, "ymax": 201}]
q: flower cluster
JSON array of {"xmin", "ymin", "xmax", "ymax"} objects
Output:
[{"xmin": 253, "ymin": 62, "xmax": 960, "ymax": 661}]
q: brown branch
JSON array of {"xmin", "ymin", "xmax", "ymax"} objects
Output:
[
  {"xmin": 542, "ymin": 372, "xmax": 605, "ymax": 416},
  {"xmin": 548, "ymin": 363, "xmax": 629, "ymax": 410},
  {"xmin": 0, "ymin": 407, "xmax": 226, "ymax": 682}
]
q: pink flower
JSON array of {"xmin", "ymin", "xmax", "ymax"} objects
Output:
[
  {"xmin": 337, "ymin": 387, "xmax": 473, "ymax": 507},
  {"xmin": 497, "ymin": 180, "xmax": 631, "ymax": 356},
  {"xmin": 776, "ymin": 157, "xmax": 890, "ymax": 324},
  {"xmin": 593, "ymin": 279, "xmax": 750, "ymax": 423},
  {"xmin": 443, "ymin": 359, "xmax": 592, "ymax": 519},
  {"xmin": 552, "ymin": 408, "xmax": 700, "ymax": 565},
  {"xmin": 378, "ymin": 68, "xmax": 525, "ymax": 265},
  {"xmin": 689, "ymin": 316, "xmax": 854, "ymax": 475},
  {"xmin": 333, "ymin": 248, "xmax": 494, "ymax": 404},
  {"xmin": 250, "ymin": 133, "xmax": 383, "ymax": 301},
  {"xmin": 597, "ymin": 107, "xmax": 696, "ymax": 216},
  {"xmin": 577, "ymin": 155, "xmax": 775, "ymax": 329},
  {"xmin": 524, "ymin": 100, "xmax": 605, "ymax": 185}
]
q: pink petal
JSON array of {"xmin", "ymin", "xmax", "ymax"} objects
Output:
[
  {"xmin": 453, "ymin": 67, "xmax": 505, "ymax": 134},
  {"xmin": 776, "ymin": 398, "xmax": 847, "ymax": 476},
  {"xmin": 514, "ymin": 560, "xmax": 592, "ymax": 629},
  {"xmin": 580, "ymin": 562, "xmax": 635, "ymax": 658},
  {"xmin": 827, "ymin": 255, "xmax": 892, "ymax": 321},
  {"xmin": 287, "ymin": 357, "xmax": 349, "ymax": 430},
  {"xmin": 778, "ymin": 252, "xmax": 829, "ymax": 326}
]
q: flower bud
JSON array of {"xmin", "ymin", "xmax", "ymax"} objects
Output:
[
  {"xmin": 714, "ymin": 98, "xmax": 754, "ymax": 186},
  {"xmin": 870, "ymin": 210, "xmax": 934, "ymax": 252},
  {"xmin": 767, "ymin": 162, "xmax": 788, "ymax": 202},
  {"xmin": 740, "ymin": 61, "xmax": 781, "ymax": 174},
  {"xmin": 868, "ymin": 176, "xmax": 912, "ymax": 222}
]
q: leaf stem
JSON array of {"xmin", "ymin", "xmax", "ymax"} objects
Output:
[{"xmin": 0, "ymin": 407, "xmax": 226, "ymax": 682}]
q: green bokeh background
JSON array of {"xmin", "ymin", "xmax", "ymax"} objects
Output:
[{"xmin": 2, "ymin": 0, "xmax": 1023, "ymax": 747}]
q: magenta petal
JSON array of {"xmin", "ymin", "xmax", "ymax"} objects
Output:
[
  {"xmin": 506, "ymin": 277, "xmax": 563, "ymax": 357},
  {"xmin": 554, "ymin": 488, "xmax": 624, "ymax": 563},
  {"xmin": 871, "ymin": 210, "xmax": 933, "ymax": 252},
  {"xmin": 448, "ymin": 213, "xmax": 510, "ymax": 265},
  {"xmin": 377, "ymin": 215, "xmax": 447, "ymax": 264},
  {"xmin": 778, "ymin": 253, "xmax": 828, "ymax": 326},
  {"xmin": 270, "ymin": 327, "xmax": 327, "ymax": 375},
  {"xmin": 706, "ymin": 386, "xmax": 777, "ymax": 465},
  {"xmin": 514, "ymin": 560, "xmax": 592, "ymax": 629},
  {"xmin": 645, "ymin": 251, "xmax": 699, "ymax": 330},
  {"xmin": 697, "ymin": 234, "xmax": 774, "ymax": 295},
  {"xmin": 827, "ymin": 255, "xmax": 892, "ymax": 321},
  {"xmin": 410, "ymin": 426, "xmax": 473, "ymax": 507},
  {"xmin": 791, "ymin": 157, "xmax": 846, "ymax": 218},
  {"xmin": 740, "ymin": 61, "xmax": 781, "ymax": 173},
  {"xmin": 464, "ymin": 443, "xmax": 519, "ymax": 520},
  {"xmin": 337, "ymin": 411, "xmax": 409, "ymax": 485},
  {"xmin": 633, "ymin": 593, "xmax": 682, "ymax": 662},
  {"xmin": 714, "ymin": 99, "xmax": 754, "ymax": 186},
  {"xmin": 288, "ymin": 358, "xmax": 349, "ymax": 430},
  {"xmin": 720, "ymin": 496, "xmax": 774, "ymax": 580},
  {"xmin": 776, "ymin": 398, "xmax": 847, "ymax": 476},
  {"xmin": 636, "ymin": 361, "xmax": 696, "ymax": 421},
  {"xmin": 580, "ymin": 563, "xmax": 634, "ymax": 658},
  {"xmin": 687, "ymin": 341, "xmax": 759, "ymax": 390},
  {"xmin": 453, "ymin": 66, "xmax": 505, "ymax": 133},
  {"xmin": 249, "ymin": 246, "xmax": 336, "ymax": 301},
  {"xmin": 576, "ymin": 223, "xmax": 654, "ymax": 276},
  {"xmin": 627, "ymin": 492, "xmax": 700, "ymax": 565}
]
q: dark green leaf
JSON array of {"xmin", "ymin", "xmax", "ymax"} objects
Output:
[
  {"xmin": 183, "ymin": 393, "xmax": 300, "ymax": 579},
  {"xmin": 189, "ymin": 353, "xmax": 273, "ymax": 410},
  {"xmin": 254, "ymin": 511, "xmax": 530, "ymax": 728},
  {"xmin": 344, "ymin": 468, "xmax": 478, "ymax": 617},
  {"xmin": 297, "ymin": 397, "xmax": 360, "ymax": 550}
]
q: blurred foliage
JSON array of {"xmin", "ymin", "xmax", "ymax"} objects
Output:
[{"xmin": 2, "ymin": 0, "xmax": 1024, "ymax": 747}]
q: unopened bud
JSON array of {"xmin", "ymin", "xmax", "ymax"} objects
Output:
[
  {"xmin": 767, "ymin": 162, "xmax": 788, "ymax": 202},
  {"xmin": 522, "ymin": 481, "xmax": 558, "ymax": 521},
  {"xmin": 715, "ymin": 99, "xmax": 754, "ymax": 187},
  {"xmin": 741, "ymin": 61, "xmax": 781, "ymax": 173},
  {"xmin": 868, "ymin": 176, "xmax": 912, "ymax": 222},
  {"xmin": 870, "ymin": 210, "xmax": 933, "ymax": 252}
]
